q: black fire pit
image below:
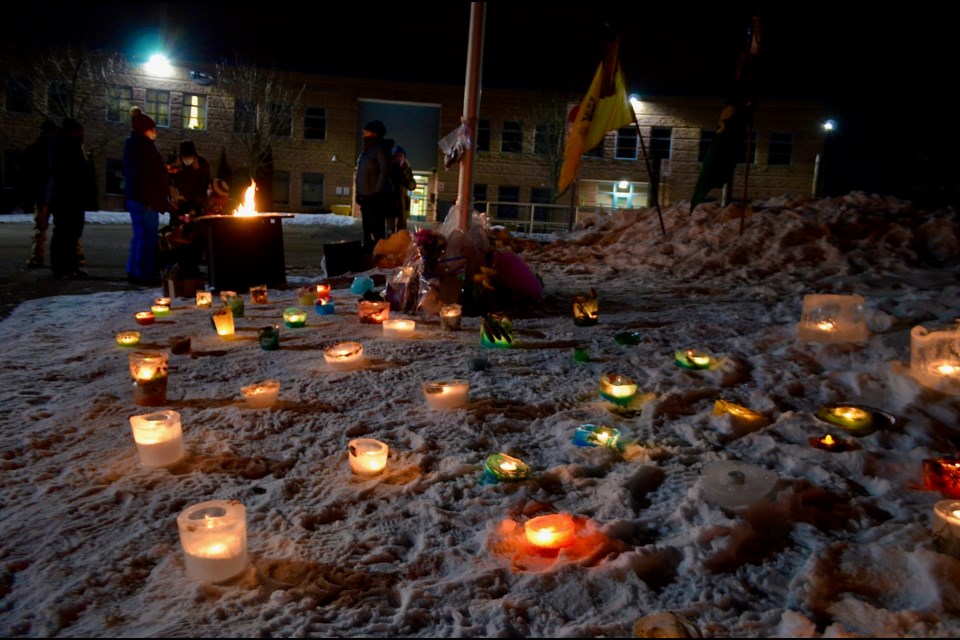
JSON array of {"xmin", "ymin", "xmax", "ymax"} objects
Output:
[{"xmin": 200, "ymin": 214, "xmax": 293, "ymax": 292}]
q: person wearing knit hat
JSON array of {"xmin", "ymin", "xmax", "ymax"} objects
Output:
[{"xmin": 123, "ymin": 105, "xmax": 170, "ymax": 286}]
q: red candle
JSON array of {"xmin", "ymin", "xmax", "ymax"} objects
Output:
[
  {"xmin": 134, "ymin": 311, "xmax": 155, "ymax": 326},
  {"xmin": 924, "ymin": 458, "xmax": 960, "ymax": 498}
]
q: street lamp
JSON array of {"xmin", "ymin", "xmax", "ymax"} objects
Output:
[
  {"xmin": 144, "ymin": 53, "xmax": 173, "ymax": 77},
  {"xmin": 814, "ymin": 119, "xmax": 838, "ymax": 197}
]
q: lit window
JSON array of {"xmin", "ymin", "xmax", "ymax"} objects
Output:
[
  {"xmin": 182, "ymin": 94, "xmax": 206, "ymax": 130},
  {"xmin": 106, "ymin": 86, "xmax": 132, "ymax": 123}
]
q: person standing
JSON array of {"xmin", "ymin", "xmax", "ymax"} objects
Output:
[
  {"xmin": 49, "ymin": 118, "xmax": 96, "ymax": 280},
  {"xmin": 388, "ymin": 144, "xmax": 417, "ymax": 234},
  {"xmin": 355, "ymin": 120, "xmax": 394, "ymax": 258},
  {"xmin": 124, "ymin": 106, "xmax": 171, "ymax": 286},
  {"xmin": 20, "ymin": 119, "xmax": 58, "ymax": 269},
  {"xmin": 168, "ymin": 139, "xmax": 211, "ymax": 223}
]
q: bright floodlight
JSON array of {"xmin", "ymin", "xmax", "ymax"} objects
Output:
[
  {"xmin": 823, "ymin": 119, "xmax": 837, "ymax": 132},
  {"xmin": 145, "ymin": 53, "xmax": 173, "ymax": 77},
  {"xmin": 629, "ymin": 94, "xmax": 642, "ymax": 112}
]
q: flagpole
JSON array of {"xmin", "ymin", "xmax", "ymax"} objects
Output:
[
  {"xmin": 631, "ymin": 109, "xmax": 666, "ymax": 236},
  {"xmin": 457, "ymin": 2, "xmax": 485, "ymax": 232}
]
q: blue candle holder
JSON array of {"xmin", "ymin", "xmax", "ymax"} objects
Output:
[
  {"xmin": 573, "ymin": 423, "xmax": 621, "ymax": 448},
  {"xmin": 315, "ymin": 299, "xmax": 336, "ymax": 315},
  {"xmin": 483, "ymin": 453, "xmax": 530, "ymax": 483}
]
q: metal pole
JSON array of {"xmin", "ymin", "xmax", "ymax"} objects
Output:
[{"xmin": 457, "ymin": 2, "xmax": 486, "ymax": 232}]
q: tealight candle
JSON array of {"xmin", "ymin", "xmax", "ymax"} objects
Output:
[
  {"xmin": 116, "ymin": 330, "xmax": 141, "ymax": 347},
  {"xmin": 129, "ymin": 409, "xmax": 185, "ymax": 467},
  {"xmin": 911, "ymin": 324, "xmax": 960, "ymax": 394},
  {"xmin": 358, "ymin": 300, "xmax": 390, "ymax": 324},
  {"xmin": 134, "ymin": 311, "xmax": 155, "ymax": 326},
  {"xmin": 809, "ymin": 433, "xmax": 858, "ymax": 452},
  {"xmin": 814, "ymin": 404, "xmax": 873, "ymax": 433},
  {"xmin": 484, "ymin": 452, "xmax": 530, "ymax": 482},
  {"xmin": 315, "ymin": 298, "xmax": 336, "ymax": 315},
  {"xmin": 241, "ymin": 379, "xmax": 280, "ymax": 409},
  {"xmin": 797, "ymin": 293, "xmax": 868, "ymax": 343},
  {"xmin": 211, "ymin": 308, "xmax": 235, "ymax": 338},
  {"xmin": 440, "ymin": 304, "xmax": 462, "ymax": 331},
  {"xmin": 177, "ymin": 500, "xmax": 249, "ymax": 583},
  {"xmin": 422, "ymin": 379, "xmax": 469, "ymax": 409},
  {"xmin": 573, "ymin": 423, "xmax": 621, "ymax": 448},
  {"xmin": 932, "ymin": 499, "xmax": 960, "ymax": 558},
  {"xmin": 249, "ymin": 284, "xmax": 268, "ymax": 304},
  {"xmin": 347, "ymin": 438, "xmax": 389, "ymax": 476},
  {"xmin": 383, "ymin": 318, "xmax": 415, "ymax": 338},
  {"xmin": 196, "ymin": 291, "xmax": 213, "ymax": 308},
  {"xmin": 258, "ymin": 325, "xmax": 280, "ymax": 351},
  {"xmin": 129, "ymin": 351, "xmax": 169, "ymax": 406},
  {"xmin": 316, "ymin": 283, "xmax": 332, "ymax": 302},
  {"xmin": 572, "ymin": 291, "xmax": 599, "ymax": 326},
  {"xmin": 924, "ymin": 458, "xmax": 960, "ymax": 498},
  {"xmin": 674, "ymin": 349, "xmax": 712, "ymax": 370},
  {"xmin": 153, "ymin": 296, "xmax": 171, "ymax": 308},
  {"xmin": 524, "ymin": 513, "xmax": 575, "ymax": 549},
  {"xmin": 324, "ymin": 341, "xmax": 364, "ymax": 371},
  {"xmin": 151, "ymin": 304, "xmax": 170, "ymax": 317},
  {"xmin": 598, "ymin": 373, "xmax": 638, "ymax": 406},
  {"xmin": 283, "ymin": 307, "xmax": 308, "ymax": 328}
]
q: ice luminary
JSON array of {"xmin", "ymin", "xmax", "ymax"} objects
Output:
[
  {"xmin": 796, "ymin": 293, "xmax": 868, "ymax": 343},
  {"xmin": 241, "ymin": 379, "xmax": 280, "ymax": 409},
  {"xmin": 176, "ymin": 499, "xmax": 249, "ymax": 583},
  {"xmin": 358, "ymin": 300, "xmax": 390, "ymax": 324},
  {"xmin": 211, "ymin": 307, "xmax": 235, "ymax": 338},
  {"xmin": 480, "ymin": 313, "xmax": 513, "ymax": 349},
  {"xmin": 572, "ymin": 290, "xmax": 598, "ymax": 326},
  {"xmin": 924, "ymin": 458, "xmax": 960, "ymax": 498},
  {"xmin": 674, "ymin": 349, "xmax": 712, "ymax": 370},
  {"xmin": 258, "ymin": 325, "xmax": 280, "ymax": 351},
  {"xmin": 382, "ymin": 318, "xmax": 415, "ymax": 338},
  {"xmin": 249, "ymin": 284, "xmax": 268, "ymax": 304},
  {"xmin": 315, "ymin": 298, "xmax": 336, "ymax": 316},
  {"xmin": 524, "ymin": 513, "xmax": 575, "ymax": 550},
  {"xmin": 598, "ymin": 373, "xmax": 638, "ymax": 406},
  {"xmin": 134, "ymin": 311, "xmax": 155, "ymax": 326},
  {"xmin": 283, "ymin": 307, "xmax": 308, "ymax": 328},
  {"xmin": 422, "ymin": 379, "xmax": 470, "ymax": 409},
  {"xmin": 910, "ymin": 323, "xmax": 960, "ymax": 394},
  {"xmin": 484, "ymin": 452, "xmax": 530, "ymax": 482},
  {"xmin": 323, "ymin": 341, "xmax": 364, "ymax": 371},
  {"xmin": 932, "ymin": 500, "xmax": 960, "ymax": 558},
  {"xmin": 440, "ymin": 304, "xmax": 462, "ymax": 331},
  {"xmin": 700, "ymin": 460, "xmax": 778, "ymax": 509},
  {"xmin": 129, "ymin": 351, "xmax": 169, "ymax": 406},
  {"xmin": 347, "ymin": 438, "xmax": 389, "ymax": 476},
  {"xmin": 196, "ymin": 291, "xmax": 213, "ymax": 308},
  {"xmin": 129, "ymin": 409, "xmax": 185, "ymax": 467},
  {"xmin": 116, "ymin": 330, "xmax": 141, "ymax": 347},
  {"xmin": 573, "ymin": 423, "xmax": 621, "ymax": 448}
]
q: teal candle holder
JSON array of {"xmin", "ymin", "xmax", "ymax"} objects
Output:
[
  {"xmin": 258, "ymin": 325, "xmax": 280, "ymax": 350},
  {"xmin": 483, "ymin": 452, "xmax": 530, "ymax": 483},
  {"xmin": 573, "ymin": 423, "xmax": 621, "ymax": 448},
  {"xmin": 674, "ymin": 349, "xmax": 712, "ymax": 370},
  {"xmin": 598, "ymin": 373, "xmax": 638, "ymax": 406}
]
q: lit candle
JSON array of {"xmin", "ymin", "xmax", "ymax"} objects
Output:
[
  {"xmin": 808, "ymin": 433, "xmax": 858, "ymax": 452},
  {"xmin": 249, "ymin": 284, "xmax": 268, "ymax": 304},
  {"xmin": 116, "ymin": 330, "xmax": 141, "ymax": 347},
  {"xmin": 129, "ymin": 409, "xmax": 185, "ymax": 467},
  {"xmin": 177, "ymin": 500, "xmax": 249, "ymax": 583},
  {"xmin": 797, "ymin": 294, "xmax": 868, "ymax": 343},
  {"xmin": 196, "ymin": 291, "xmax": 213, "ymax": 308},
  {"xmin": 573, "ymin": 423, "xmax": 621, "ymax": 448},
  {"xmin": 358, "ymin": 300, "xmax": 390, "ymax": 324},
  {"xmin": 134, "ymin": 311, "xmax": 155, "ymax": 326},
  {"xmin": 712, "ymin": 399, "xmax": 769, "ymax": 429},
  {"xmin": 348, "ymin": 438, "xmax": 389, "ymax": 476},
  {"xmin": 324, "ymin": 341, "xmax": 364, "ymax": 371},
  {"xmin": 153, "ymin": 296, "xmax": 171, "ymax": 308},
  {"xmin": 315, "ymin": 298, "xmax": 336, "ymax": 316},
  {"xmin": 383, "ymin": 318, "xmax": 415, "ymax": 338},
  {"xmin": 151, "ymin": 304, "xmax": 170, "ymax": 317},
  {"xmin": 911, "ymin": 324, "xmax": 960, "ymax": 393},
  {"xmin": 484, "ymin": 452, "xmax": 530, "ymax": 482},
  {"xmin": 129, "ymin": 351, "xmax": 169, "ymax": 406},
  {"xmin": 316, "ymin": 283, "xmax": 332, "ymax": 302},
  {"xmin": 924, "ymin": 458, "xmax": 960, "ymax": 498},
  {"xmin": 211, "ymin": 308, "xmax": 235, "ymax": 338},
  {"xmin": 480, "ymin": 313, "xmax": 513, "ymax": 349},
  {"xmin": 241, "ymin": 379, "xmax": 280, "ymax": 409},
  {"xmin": 258, "ymin": 325, "xmax": 280, "ymax": 351},
  {"xmin": 440, "ymin": 304, "xmax": 462, "ymax": 331},
  {"xmin": 572, "ymin": 290, "xmax": 599, "ymax": 326},
  {"xmin": 524, "ymin": 513, "xmax": 575, "ymax": 550},
  {"xmin": 283, "ymin": 307, "xmax": 308, "ymax": 328},
  {"xmin": 598, "ymin": 373, "xmax": 638, "ymax": 406},
  {"xmin": 674, "ymin": 349, "xmax": 712, "ymax": 370},
  {"xmin": 422, "ymin": 379, "xmax": 469, "ymax": 409},
  {"xmin": 932, "ymin": 500, "xmax": 960, "ymax": 558},
  {"xmin": 816, "ymin": 320, "xmax": 836, "ymax": 332},
  {"xmin": 814, "ymin": 404, "xmax": 873, "ymax": 433}
]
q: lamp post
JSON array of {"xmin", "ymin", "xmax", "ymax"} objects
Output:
[{"xmin": 814, "ymin": 119, "xmax": 838, "ymax": 198}]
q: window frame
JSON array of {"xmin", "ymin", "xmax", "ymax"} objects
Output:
[
  {"xmin": 615, "ymin": 126, "xmax": 638, "ymax": 160},
  {"xmin": 500, "ymin": 121, "xmax": 523, "ymax": 153},
  {"xmin": 303, "ymin": 106, "xmax": 327, "ymax": 140}
]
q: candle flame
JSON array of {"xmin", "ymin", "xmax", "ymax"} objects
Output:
[
  {"xmin": 936, "ymin": 363, "xmax": 960, "ymax": 375},
  {"xmin": 816, "ymin": 320, "xmax": 837, "ymax": 331},
  {"xmin": 822, "ymin": 434, "xmax": 835, "ymax": 445},
  {"xmin": 232, "ymin": 181, "xmax": 257, "ymax": 216}
]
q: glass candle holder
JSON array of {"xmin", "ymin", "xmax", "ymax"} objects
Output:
[
  {"xmin": 153, "ymin": 296, "xmax": 172, "ymax": 308},
  {"xmin": 177, "ymin": 500, "xmax": 248, "ymax": 583},
  {"xmin": 315, "ymin": 298, "xmax": 336, "ymax": 316},
  {"xmin": 129, "ymin": 409, "xmax": 185, "ymax": 467},
  {"xmin": 358, "ymin": 300, "xmax": 390, "ymax": 324},
  {"xmin": 383, "ymin": 318, "xmax": 415, "ymax": 338},
  {"xmin": 572, "ymin": 291, "xmax": 599, "ymax": 326},
  {"xmin": 129, "ymin": 351, "xmax": 169, "ymax": 406},
  {"xmin": 924, "ymin": 458, "xmax": 960, "ymax": 498},
  {"xmin": 315, "ymin": 283, "xmax": 332, "ymax": 302},
  {"xmin": 350, "ymin": 275, "xmax": 375, "ymax": 295},
  {"xmin": 249, "ymin": 284, "xmax": 269, "ymax": 304},
  {"xmin": 525, "ymin": 513, "xmax": 575, "ymax": 549},
  {"xmin": 116, "ymin": 330, "xmax": 141, "ymax": 347},
  {"xmin": 283, "ymin": 307, "xmax": 308, "ymax": 328},
  {"xmin": 297, "ymin": 286, "xmax": 316, "ymax": 306},
  {"xmin": 573, "ymin": 423, "xmax": 621, "ymax": 448},
  {"xmin": 348, "ymin": 438, "xmax": 389, "ymax": 476},
  {"xmin": 911, "ymin": 323, "xmax": 960, "ymax": 394},
  {"xmin": 598, "ymin": 373, "xmax": 638, "ymax": 406},
  {"xmin": 814, "ymin": 403, "xmax": 874, "ymax": 435},
  {"xmin": 422, "ymin": 379, "xmax": 469, "ymax": 409},
  {"xmin": 324, "ymin": 341, "xmax": 364, "ymax": 371},
  {"xmin": 241, "ymin": 379, "xmax": 280, "ymax": 409},
  {"xmin": 440, "ymin": 304, "xmax": 462, "ymax": 331},
  {"xmin": 134, "ymin": 311, "xmax": 155, "ymax": 326},
  {"xmin": 221, "ymin": 291, "xmax": 244, "ymax": 318},
  {"xmin": 196, "ymin": 291, "xmax": 213, "ymax": 308},
  {"xmin": 484, "ymin": 452, "xmax": 530, "ymax": 482},
  {"xmin": 674, "ymin": 349, "xmax": 713, "ymax": 370},
  {"xmin": 933, "ymin": 499, "xmax": 960, "ymax": 558},
  {"xmin": 151, "ymin": 304, "xmax": 170, "ymax": 317},
  {"xmin": 211, "ymin": 308, "xmax": 235, "ymax": 338},
  {"xmin": 258, "ymin": 325, "xmax": 280, "ymax": 351},
  {"xmin": 480, "ymin": 313, "xmax": 513, "ymax": 348},
  {"xmin": 796, "ymin": 293, "xmax": 868, "ymax": 343}
]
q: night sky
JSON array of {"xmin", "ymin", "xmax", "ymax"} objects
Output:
[{"xmin": 12, "ymin": 3, "xmax": 959, "ymax": 205}]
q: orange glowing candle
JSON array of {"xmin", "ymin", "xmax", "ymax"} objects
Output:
[{"xmin": 524, "ymin": 513, "xmax": 575, "ymax": 549}]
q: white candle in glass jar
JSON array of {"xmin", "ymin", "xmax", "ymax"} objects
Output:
[
  {"xmin": 382, "ymin": 318, "xmax": 415, "ymax": 338},
  {"xmin": 324, "ymin": 342, "xmax": 364, "ymax": 371},
  {"xmin": 241, "ymin": 380, "xmax": 280, "ymax": 409},
  {"xmin": 348, "ymin": 438, "xmax": 389, "ymax": 476},
  {"xmin": 177, "ymin": 500, "xmax": 248, "ymax": 583},
  {"xmin": 129, "ymin": 410, "xmax": 185, "ymax": 467},
  {"xmin": 422, "ymin": 379, "xmax": 469, "ymax": 409}
]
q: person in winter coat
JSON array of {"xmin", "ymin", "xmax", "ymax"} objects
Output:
[
  {"xmin": 167, "ymin": 139, "xmax": 211, "ymax": 224},
  {"xmin": 355, "ymin": 120, "xmax": 394, "ymax": 258},
  {"xmin": 49, "ymin": 118, "xmax": 97, "ymax": 280},
  {"xmin": 124, "ymin": 106, "xmax": 172, "ymax": 286},
  {"xmin": 21, "ymin": 119, "xmax": 58, "ymax": 269},
  {"xmin": 388, "ymin": 144, "xmax": 417, "ymax": 234}
]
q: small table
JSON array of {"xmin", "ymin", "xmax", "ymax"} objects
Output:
[{"xmin": 199, "ymin": 214, "xmax": 293, "ymax": 292}]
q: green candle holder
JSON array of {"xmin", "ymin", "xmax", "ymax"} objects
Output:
[{"xmin": 483, "ymin": 452, "xmax": 529, "ymax": 482}]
